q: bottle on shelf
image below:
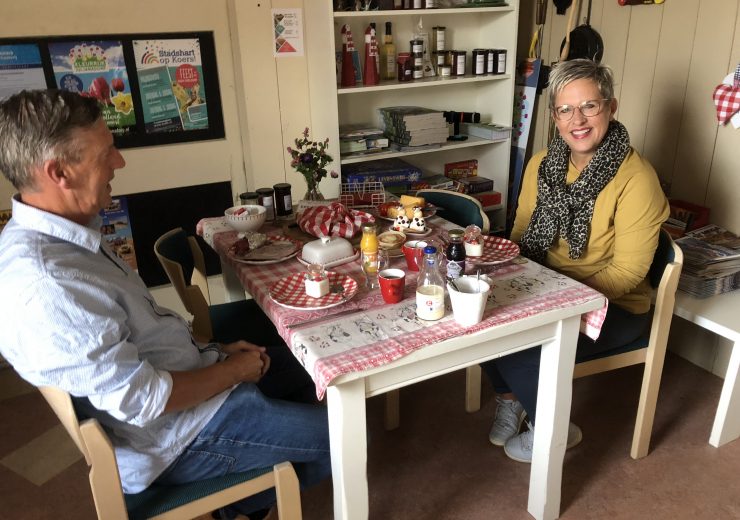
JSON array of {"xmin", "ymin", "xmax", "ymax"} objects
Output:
[
  {"xmin": 363, "ymin": 23, "xmax": 380, "ymax": 86},
  {"xmin": 416, "ymin": 245, "xmax": 445, "ymax": 321},
  {"xmin": 380, "ymin": 22, "xmax": 397, "ymax": 81},
  {"xmin": 341, "ymin": 24, "xmax": 357, "ymax": 88}
]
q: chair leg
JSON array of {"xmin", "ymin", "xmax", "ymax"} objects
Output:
[
  {"xmin": 384, "ymin": 390, "xmax": 400, "ymax": 430},
  {"xmin": 465, "ymin": 365, "xmax": 482, "ymax": 413},
  {"xmin": 631, "ymin": 332, "xmax": 670, "ymax": 459},
  {"xmin": 273, "ymin": 462, "xmax": 302, "ymax": 520}
]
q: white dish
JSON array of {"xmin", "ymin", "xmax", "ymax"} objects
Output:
[{"xmin": 296, "ymin": 249, "xmax": 359, "ymax": 268}]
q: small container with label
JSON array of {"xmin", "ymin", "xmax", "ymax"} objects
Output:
[
  {"xmin": 273, "ymin": 182, "xmax": 293, "ymax": 219},
  {"xmin": 472, "ymin": 49, "xmax": 487, "ymax": 76},
  {"xmin": 304, "ymin": 264, "xmax": 329, "ymax": 298},
  {"xmin": 397, "ymin": 52, "xmax": 413, "ymax": 81},
  {"xmin": 432, "ymin": 26, "xmax": 446, "ymax": 52},
  {"xmin": 493, "ymin": 49, "xmax": 507, "ymax": 74},
  {"xmin": 238, "ymin": 191, "xmax": 259, "ymax": 205},
  {"xmin": 256, "ymin": 187, "xmax": 275, "ymax": 221},
  {"xmin": 451, "ymin": 50, "xmax": 467, "ymax": 77},
  {"xmin": 410, "ymin": 39, "xmax": 424, "ymax": 80},
  {"xmin": 445, "ymin": 228, "xmax": 466, "ymax": 279}
]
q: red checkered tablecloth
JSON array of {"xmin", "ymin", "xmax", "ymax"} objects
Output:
[{"xmin": 198, "ymin": 217, "xmax": 607, "ymax": 399}]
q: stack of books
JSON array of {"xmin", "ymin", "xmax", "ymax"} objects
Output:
[
  {"xmin": 339, "ymin": 125, "xmax": 390, "ymax": 157},
  {"xmin": 675, "ymin": 224, "xmax": 740, "ymax": 298},
  {"xmin": 378, "ymin": 106, "xmax": 449, "ymax": 148}
]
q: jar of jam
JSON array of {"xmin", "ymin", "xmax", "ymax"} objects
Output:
[
  {"xmin": 256, "ymin": 187, "xmax": 275, "ymax": 221},
  {"xmin": 446, "ymin": 228, "xmax": 466, "ymax": 279},
  {"xmin": 397, "ymin": 52, "xmax": 413, "ymax": 81},
  {"xmin": 273, "ymin": 182, "xmax": 293, "ymax": 219},
  {"xmin": 238, "ymin": 191, "xmax": 259, "ymax": 205}
]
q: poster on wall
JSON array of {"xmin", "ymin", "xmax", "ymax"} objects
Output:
[
  {"xmin": 0, "ymin": 44, "xmax": 48, "ymax": 101},
  {"xmin": 100, "ymin": 197, "xmax": 137, "ymax": 271},
  {"xmin": 272, "ymin": 8, "xmax": 304, "ymax": 57},
  {"xmin": 133, "ymin": 38, "xmax": 209, "ymax": 133},
  {"xmin": 48, "ymin": 40, "xmax": 136, "ymax": 136}
]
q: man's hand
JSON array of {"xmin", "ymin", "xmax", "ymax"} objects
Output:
[{"xmin": 221, "ymin": 340, "xmax": 271, "ymax": 377}]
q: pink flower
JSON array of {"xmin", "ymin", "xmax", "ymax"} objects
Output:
[{"xmin": 330, "ymin": 171, "xmax": 339, "ymax": 179}]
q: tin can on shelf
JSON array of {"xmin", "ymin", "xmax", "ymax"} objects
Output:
[
  {"xmin": 256, "ymin": 187, "xmax": 275, "ymax": 221},
  {"xmin": 451, "ymin": 51, "xmax": 467, "ymax": 77},
  {"xmin": 273, "ymin": 183, "xmax": 293, "ymax": 218},
  {"xmin": 472, "ymin": 49, "xmax": 487, "ymax": 76}
]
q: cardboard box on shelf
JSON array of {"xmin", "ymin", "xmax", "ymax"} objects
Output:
[{"xmin": 444, "ymin": 159, "xmax": 478, "ymax": 179}]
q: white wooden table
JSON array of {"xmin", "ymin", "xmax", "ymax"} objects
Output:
[
  {"xmin": 673, "ymin": 290, "xmax": 740, "ymax": 447},
  {"xmin": 325, "ymin": 298, "xmax": 604, "ymax": 520}
]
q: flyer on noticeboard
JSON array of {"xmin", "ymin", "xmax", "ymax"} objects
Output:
[
  {"xmin": 0, "ymin": 43, "xmax": 48, "ymax": 101},
  {"xmin": 48, "ymin": 40, "xmax": 136, "ymax": 136},
  {"xmin": 133, "ymin": 38, "xmax": 209, "ymax": 134},
  {"xmin": 100, "ymin": 197, "xmax": 137, "ymax": 271}
]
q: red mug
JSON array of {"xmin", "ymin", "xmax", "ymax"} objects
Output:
[
  {"xmin": 379, "ymin": 268, "xmax": 406, "ymax": 303},
  {"xmin": 401, "ymin": 240, "xmax": 428, "ymax": 272}
]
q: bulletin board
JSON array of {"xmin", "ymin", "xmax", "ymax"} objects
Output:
[{"xmin": 0, "ymin": 31, "xmax": 225, "ymax": 149}]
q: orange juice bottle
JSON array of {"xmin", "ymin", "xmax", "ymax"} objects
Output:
[{"xmin": 360, "ymin": 223, "xmax": 378, "ymax": 254}]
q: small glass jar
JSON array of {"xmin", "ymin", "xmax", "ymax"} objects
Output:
[
  {"xmin": 446, "ymin": 228, "xmax": 466, "ymax": 279},
  {"xmin": 273, "ymin": 182, "xmax": 293, "ymax": 218},
  {"xmin": 256, "ymin": 187, "xmax": 275, "ymax": 221},
  {"xmin": 432, "ymin": 26, "xmax": 446, "ymax": 52},
  {"xmin": 397, "ymin": 52, "xmax": 413, "ymax": 81},
  {"xmin": 238, "ymin": 191, "xmax": 259, "ymax": 205},
  {"xmin": 451, "ymin": 50, "xmax": 467, "ymax": 76},
  {"xmin": 472, "ymin": 49, "xmax": 487, "ymax": 76}
]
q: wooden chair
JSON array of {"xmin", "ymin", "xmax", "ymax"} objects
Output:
[
  {"xmin": 465, "ymin": 229, "xmax": 683, "ymax": 459},
  {"xmin": 154, "ymin": 228, "xmax": 254, "ymax": 344},
  {"xmin": 38, "ymin": 385, "xmax": 302, "ymax": 520},
  {"xmin": 415, "ymin": 189, "xmax": 491, "ymax": 234}
]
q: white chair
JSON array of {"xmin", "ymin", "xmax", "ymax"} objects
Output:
[{"xmin": 38, "ymin": 385, "xmax": 303, "ymax": 519}]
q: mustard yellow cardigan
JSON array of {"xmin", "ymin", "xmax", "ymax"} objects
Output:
[{"xmin": 511, "ymin": 147, "xmax": 669, "ymax": 314}]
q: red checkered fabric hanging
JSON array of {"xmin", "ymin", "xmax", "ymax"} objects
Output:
[
  {"xmin": 713, "ymin": 64, "xmax": 740, "ymax": 125},
  {"xmin": 298, "ymin": 202, "xmax": 374, "ymax": 239}
]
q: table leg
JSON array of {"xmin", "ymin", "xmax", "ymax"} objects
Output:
[
  {"xmin": 710, "ymin": 339, "xmax": 740, "ymax": 447},
  {"xmin": 528, "ymin": 315, "xmax": 579, "ymax": 520},
  {"xmin": 219, "ymin": 259, "xmax": 246, "ymax": 302},
  {"xmin": 327, "ymin": 379, "xmax": 369, "ymax": 520}
]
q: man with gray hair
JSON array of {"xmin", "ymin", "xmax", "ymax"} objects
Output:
[{"xmin": 0, "ymin": 89, "xmax": 331, "ymax": 519}]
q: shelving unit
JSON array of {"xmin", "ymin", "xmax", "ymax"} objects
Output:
[{"xmin": 305, "ymin": 2, "xmax": 519, "ymax": 232}]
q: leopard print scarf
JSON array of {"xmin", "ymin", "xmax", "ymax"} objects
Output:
[{"xmin": 519, "ymin": 120, "xmax": 630, "ymax": 263}]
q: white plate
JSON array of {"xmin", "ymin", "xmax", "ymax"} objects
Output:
[
  {"xmin": 389, "ymin": 224, "xmax": 434, "ymax": 238},
  {"xmin": 296, "ymin": 249, "xmax": 359, "ymax": 268},
  {"xmin": 229, "ymin": 235, "xmax": 302, "ymax": 265},
  {"xmin": 269, "ymin": 272, "xmax": 359, "ymax": 310}
]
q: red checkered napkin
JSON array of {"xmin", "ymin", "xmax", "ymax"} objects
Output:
[
  {"xmin": 298, "ymin": 202, "xmax": 374, "ymax": 239},
  {"xmin": 713, "ymin": 65, "xmax": 740, "ymax": 125},
  {"xmin": 270, "ymin": 271, "xmax": 358, "ymax": 310},
  {"xmin": 467, "ymin": 236, "xmax": 521, "ymax": 266}
]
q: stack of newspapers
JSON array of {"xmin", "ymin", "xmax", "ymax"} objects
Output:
[
  {"xmin": 675, "ymin": 224, "xmax": 740, "ymax": 298},
  {"xmin": 378, "ymin": 106, "xmax": 449, "ymax": 149}
]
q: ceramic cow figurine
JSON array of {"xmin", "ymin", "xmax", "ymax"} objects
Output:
[
  {"xmin": 392, "ymin": 213, "xmax": 410, "ymax": 232},
  {"xmin": 408, "ymin": 206, "xmax": 426, "ymax": 232}
]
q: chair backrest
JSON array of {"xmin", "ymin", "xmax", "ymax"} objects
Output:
[
  {"xmin": 38, "ymin": 386, "xmax": 130, "ymax": 519},
  {"xmin": 154, "ymin": 228, "xmax": 213, "ymax": 342},
  {"xmin": 415, "ymin": 189, "xmax": 491, "ymax": 234}
]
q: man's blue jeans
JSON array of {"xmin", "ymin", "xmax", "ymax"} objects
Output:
[{"xmin": 155, "ymin": 344, "xmax": 331, "ymax": 515}]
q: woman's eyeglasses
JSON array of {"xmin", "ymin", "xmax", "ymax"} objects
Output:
[{"xmin": 552, "ymin": 99, "xmax": 610, "ymax": 121}]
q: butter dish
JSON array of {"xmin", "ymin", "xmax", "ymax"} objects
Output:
[{"xmin": 299, "ymin": 236, "xmax": 358, "ymax": 268}]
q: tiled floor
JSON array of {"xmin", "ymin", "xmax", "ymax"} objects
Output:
[{"xmin": 2, "ymin": 353, "xmax": 740, "ymax": 519}]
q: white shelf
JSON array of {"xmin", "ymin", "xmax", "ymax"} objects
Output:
[
  {"xmin": 333, "ymin": 7, "xmax": 515, "ymax": 19},
  {"xmin": 340, "ymin": 136, "xmax": 508, "ymax": 164},
  {"xmin": 338, "ymin": 74, "xmax": 512, "ymax": 95}
]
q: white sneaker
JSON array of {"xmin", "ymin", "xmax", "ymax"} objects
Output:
[
  {"xmin": 503, "ymin": 422, "xmax": 583, "ymax": 463},
  {"xmin": 489, "ymin": 396, "xmax": 526, "ymax": 446}
]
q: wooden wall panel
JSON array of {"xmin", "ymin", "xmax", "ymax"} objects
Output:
[
  {"xmin": 671, "ymin": 0, "xmax": 737, "ymax": 205},
  {"xmin": 642, "ymin": 1, "xmax": 699, "ymax": 186},
  {"xmin": 617, "ymin": 7, "xmax": 662, "ymax": 153}
]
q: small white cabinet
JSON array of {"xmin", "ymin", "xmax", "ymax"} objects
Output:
[{"xmin": 305, "ymin": 2, "xmax": 519, "ymax": 232}]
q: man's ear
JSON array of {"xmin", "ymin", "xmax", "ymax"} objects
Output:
[{"xmin": 41, "ymin": 158, "xmax": 71, "ymax": 188}]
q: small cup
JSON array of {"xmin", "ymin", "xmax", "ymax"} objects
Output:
[
  {"xmin": 402, "ymin": 240, "xmax": 428, "ymax": 271},
  {"xmin": 447, "ymin": 276, "xmax": 491, "ymax": 327},
  {"xmin": 379, "ymin": 268, "xmax": 406, "ymax": 303}
]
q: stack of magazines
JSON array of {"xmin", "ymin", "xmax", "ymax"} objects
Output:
[
  {"xmin": 675, "ymin": 224, "xmax": 740, "ymax": 298},
  {"xmin": 378, "ymin": 106, "xmax": 449, "ymax": 149}
]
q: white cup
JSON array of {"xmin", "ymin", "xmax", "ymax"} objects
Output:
[{"xmin": 447, "ymin": 276, "xmax": 491, "ymax": 327}]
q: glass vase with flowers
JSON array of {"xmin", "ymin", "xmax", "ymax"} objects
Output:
[{"xmin": 286, "ymin": 127, "xmax": 339, "ymax": 201}]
